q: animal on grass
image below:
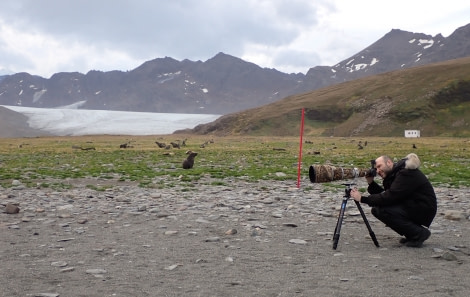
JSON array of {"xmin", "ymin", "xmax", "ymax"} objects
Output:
[
  {"xmin": 182, "ymin": 151, "xmax": 198, "ymax": 169},
  {"xmin": 120, "ymin": 142, "xmax": 133, "ymax": 149},
  {"xmin": 155, "ymin": 141, "xmax": 166, "ymax": 148},
  {"xmin": 170, "ymin": 141, "xmax": 181, "ymax": 149}
]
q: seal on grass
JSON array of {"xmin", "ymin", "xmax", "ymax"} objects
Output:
[{"xmin": 182, "ymin": 151, "xmax": 198, "ymax": 169}]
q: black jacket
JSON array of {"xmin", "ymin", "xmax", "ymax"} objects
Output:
[{"xmin": 361, "ymin": 159, "xmax": 437, "ymax": 227}]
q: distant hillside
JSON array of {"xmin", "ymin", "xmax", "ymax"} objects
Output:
[
  {"xmin": 180, "ymin": 57, "xmax": 470, "ymax": 137},
  {"xmin": 0, "ymin": 24, "xmax": 469, "ymax": 115},
  {"xmin": 0, "ymin": 106, "xmax": 51, "ymax": 138}
]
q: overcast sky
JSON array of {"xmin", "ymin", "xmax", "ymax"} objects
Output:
[{"xmin": 0, "ymin": 0, "xmax": 469, "ymax": 78}]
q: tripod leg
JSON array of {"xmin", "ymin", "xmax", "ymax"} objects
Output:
[
  {"xmin": 354, "ymin": 201, "xmax": 380, "ymax": 247},
  {"xmin": 333, "ymin": 198, "xmax": 348, "ymax": 250}
]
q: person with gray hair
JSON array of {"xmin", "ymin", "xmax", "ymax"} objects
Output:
[{"xmin": 350, "ymin": 153, "xmax": 437, "ymax": 247}]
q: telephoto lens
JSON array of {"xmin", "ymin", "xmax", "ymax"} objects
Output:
[{"xmin": 309, "ymin": 164, "xmax": 368, "ymax": 183}]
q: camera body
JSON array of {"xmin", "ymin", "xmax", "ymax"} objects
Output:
[{"xmin": 367, "ymin": 160, "xmax": 377, "ymax": 177}]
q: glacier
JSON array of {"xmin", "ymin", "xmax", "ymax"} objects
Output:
[{"xmin": 2, "ymin": 105, "xmax": 221, "ymax": 136}]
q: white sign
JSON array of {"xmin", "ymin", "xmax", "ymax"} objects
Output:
[{"xmin": 404, "ymin": 130, "xmax": 420, "ymax": 138}]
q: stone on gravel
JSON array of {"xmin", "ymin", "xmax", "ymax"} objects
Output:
[{"xmin": 5, "ymin": 203, "xmax": 20, "ymax": 214}]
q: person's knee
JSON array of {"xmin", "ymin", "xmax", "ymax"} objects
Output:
[
  {"xmin": 372, "ymin": 207, "xmax": 395, "ymax": 225},
  {"xmin": 371, "ymin": 207, "xmax": 380, "ymax": 218}
]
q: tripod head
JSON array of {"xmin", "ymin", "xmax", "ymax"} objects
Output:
[{"xmin": 341, "ymin": 183, "xmax": 356, "ymax": 197}]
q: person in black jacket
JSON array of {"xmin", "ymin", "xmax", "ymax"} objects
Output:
[{"xmin": 350, "ymin": 153, "xmax": 437, "ymax": 247}]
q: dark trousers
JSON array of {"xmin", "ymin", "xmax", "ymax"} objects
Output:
[{"xmin": 371, "ymin": 205, "xmax": 426, "ymax": 239}]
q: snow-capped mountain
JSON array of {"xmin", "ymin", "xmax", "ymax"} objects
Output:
[{"xmin": 0, "ymin": 23, "xmax": 469, "ymax": 115}]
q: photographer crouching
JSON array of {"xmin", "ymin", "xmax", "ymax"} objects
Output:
[{"xmin": 350, "ymin": 153, "xmax": 437, "ymax": 248}]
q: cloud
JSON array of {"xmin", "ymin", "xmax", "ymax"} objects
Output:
[{"xmin": 0, "ymin": 0, "xmax": 469, "ymax": 77}]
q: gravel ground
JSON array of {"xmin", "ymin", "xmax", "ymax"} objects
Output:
[{"xmin": 1, "ymin": 178, "xmax": 469, "ymax": 297}]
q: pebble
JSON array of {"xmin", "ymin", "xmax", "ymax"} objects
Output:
[
  {"xmin": 51, "ymin": 261, "xmax": 68, "ymax": 267},
  {"xmin": 225, "ymin": 256, "xmax": 234, "ymax": 262},
  {"xmin": 5, "ymin": 203, "xmax": 20, "ymax": 214},
  {"xmin": 164, "ymin": 230, "xmax": 179, "ymax": 235},
  {"xmin": 443, "ymin": 210, "xmax": 465, "ymax": 221},
  {"xmin": 282, "ymin": 223, "xmax": 298, "ymax": 227},
  {"xmin": 60, "ymin": 267, "xmax": 75, "ymax": 273},
  {"xmin": 164, "ymin": 264, "xmax": 181, "ymax": 271},
  {"xmin": 85, "ymin": 269, "xmax": 107, "ymax": 274},
  {"xmin": 441, "ymin": 252, "xmax": 459, "ymax": 261},
  {"xmin": 225, "ymin": 228, "xmax": 238, "ymax": 235},
  {"xmin": 289, "ymin": 239, "xmax": 308, "ymax": 245}
]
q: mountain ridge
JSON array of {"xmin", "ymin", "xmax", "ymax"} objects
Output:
[
  {"xmin": 1, "ymin": 23, "xmax": 470, "ymax": 138},
  {"xmin": 180, "ymin": 56, "xmax": 470, "ymax": 137},
  {"xmin": 1, "ymin": 23, "xmax": 469, "ymax": 115}
]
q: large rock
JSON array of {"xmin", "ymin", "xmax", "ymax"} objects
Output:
[{"xmin": 5, "ymin": 203, "xmax": 20, "ymax": 214}]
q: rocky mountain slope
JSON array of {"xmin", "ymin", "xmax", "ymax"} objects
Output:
[{"xmin": 181, "ymin": 57, "xmax": 470, "ymax": 137}]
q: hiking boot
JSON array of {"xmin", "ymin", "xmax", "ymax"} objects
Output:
[
  {"xmin": 405, "ymin": 228, "xmax": 431, "ymax": 248},
  {"xmin": 399, "ymin": 237, "xmax": 409, "ymax": 244}
]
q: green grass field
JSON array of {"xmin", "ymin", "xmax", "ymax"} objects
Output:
[{"xmin": 0, "ymin": 135, "xmax": 468, "ymax": 189}]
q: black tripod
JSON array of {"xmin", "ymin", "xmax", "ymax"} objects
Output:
[{"xmin": 332, "ymin": 183, "xmax": 380, "ymax": 250}]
